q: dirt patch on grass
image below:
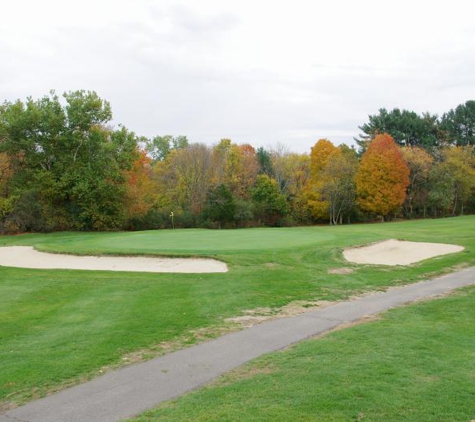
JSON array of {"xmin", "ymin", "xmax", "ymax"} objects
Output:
[
  {"xmin": 225, "ymin": 300, "xmax": 335, "ymax": 328},
  {"xmin": 328, "ymin": 267, "xmax": 354, "ymax": 274},
  {"xmin": 213, "ymin": 364, "xmax": 278, "ymax": 387}
]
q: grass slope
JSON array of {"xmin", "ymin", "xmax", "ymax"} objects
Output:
[
  {"xmin": 131, "ymin": 286, "xmax": 475, "ymax": 422},
  {"xmin": 1, "ymin": 216, "xmax": 475, "ymax": 408}
]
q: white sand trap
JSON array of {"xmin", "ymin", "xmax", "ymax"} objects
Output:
[
  {"xmin": 0, "ymin": 246, "xmax": 228, "ymax": 273},
  {"xmin": 343, "ymin": 239, "xmax": 464, "ymax": 266}
]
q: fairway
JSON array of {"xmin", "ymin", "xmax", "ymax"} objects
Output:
[{"xmin": 1, "ymin": 216, "xmax": 475, "ymax": 413}]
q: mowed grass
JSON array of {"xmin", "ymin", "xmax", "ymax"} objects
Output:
[
  {"xmin": 1, "ymin": 216, "xmax": 475, "ymax": 408},
  {"xmin": 130, "ymin": 286, "xmax": 475, "ymax": 422}
]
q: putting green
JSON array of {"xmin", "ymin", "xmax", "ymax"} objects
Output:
[{"xmin": 15, "ymin": 227, "xmax": 338, "ymax": 255}]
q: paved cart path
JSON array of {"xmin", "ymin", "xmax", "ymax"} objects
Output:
[{"xmin": 2, "ymin": 267, "xmax": 475, "ymax": 422}]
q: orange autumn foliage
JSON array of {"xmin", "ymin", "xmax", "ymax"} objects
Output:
[
  {"xmin": 0, "ymin": 153, "xmax": 12, "ymax": 196},
  {"xmin": 124, "ymin": 150, "xmax": 155, "ymax": 219},
  {"xmin": 355, "ymin": 133, "xmax": 410, "ymax": 218}
]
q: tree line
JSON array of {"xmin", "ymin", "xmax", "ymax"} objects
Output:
[{"xmin": 1, "ymin": 91, "xmax": 475, "ymax": 233}]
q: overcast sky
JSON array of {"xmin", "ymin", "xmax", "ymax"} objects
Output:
[{"xmin": 1, "ymin": 1, "xmax": 474, "ymax": 153}]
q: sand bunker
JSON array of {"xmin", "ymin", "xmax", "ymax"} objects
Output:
[
  {"xmin": 343, "ymin": 239, "xmax": 464, "ymax": 266},
  {"xmin": 0, "ymin": 246, "xmax": 228, "ymax": 273}
]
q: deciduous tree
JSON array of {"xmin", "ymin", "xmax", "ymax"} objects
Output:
[
  {"xmin": 165, "ymin": 143, "xmax": 214, "ymax": 215},
  {"xmin": 204, "ymin": 184, "xmax": 235, "ymax": 229},
  {"xmin": 0, "ymin": 153, "xmax": 11, "ymax": 196},
  {"xmin": 251, "ymin": 175, "xmax": 289, "ymax": 226},
  {"xmin": 355, "ymin": 133, "xmax": 410, "ymax": 220},
  {"xmin": 426, "ymin": 162, "xmax": 454, "ymax": 217},
  {"xmin": 124, "ymin": 150, "xmax": 155, "ymax": 224},
  {"xmin": 270, "ymin": 150, "xmax": 310, "ymax": 222},
  {"xmin": 0, "ymin": 91, "xmax": 139, "ymax": 231},
  {"xmin": 212, "ymin": 139, "xmax": 259, "ymax": 199},
  {"xmin": 256, "ymin": 147, "xmax": 273, "ymax": 176},
  {"xmin": 306, "ymin": 139, "xmax": 340, "ymax": 220},
  {"xmin": 440, "ymin": 146, "xmax": 475, "ymax": 215},
  {"xmin": 400, "ymin": 146, "xmax": 434, "ymax": 217},
  {"xmin": 146, "ymin": 135, "xmax": 189, "ymax": 162},
  {"xmin": 238, "ymin": 143, "xmax": 259, "ymax": 198},
  {"xmin": 319, "ymin": 146, "xmax": 358, "ymax": 225}
]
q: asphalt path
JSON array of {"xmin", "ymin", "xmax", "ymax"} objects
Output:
[{"xmin": 2, "ymin": 266, "xmax": 475, "ymax": 422}]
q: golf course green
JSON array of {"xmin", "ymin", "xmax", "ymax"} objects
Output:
[{"xmin": 1, "ymin": 216, "xmax": 474, "ymax": 418}]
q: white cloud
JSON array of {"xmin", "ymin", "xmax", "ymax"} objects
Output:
[{"xmin": 1, "ymin": 0, "xmax": 475, "ymax": 152}]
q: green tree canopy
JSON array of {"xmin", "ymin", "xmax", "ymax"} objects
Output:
[
  {"xmin": 356, "ymin": 108, "xmax": 441, "ymax": 151},
  {"xmin": 0, "ymin": 90, "xmax": 139, "ymax": 231},
  {"xmin": 146, "ymin": 135, "xmax": 189, "ymax": 162},
  {"xmin": 204, "ymin": 184, "xmax": 236, "ymax": 229},
  {"xmin": 251, "ymin": 174, "xmax": 289, "ymax": 226},
  {"xmin": 256, "ymin": 147, "xmax": 274, "ymax": 176},
  {"xmin": 441, "ymin": 100, "xmax": 475, "ymax": 146}
]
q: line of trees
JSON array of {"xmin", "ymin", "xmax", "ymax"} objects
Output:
[
  {"xmin": 356, "ymin": 101, "xmax": 475, "ymax": 149},
  {"xmin": 1, "ymin": 91, "xmax": 475, "ymax": 233}
]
